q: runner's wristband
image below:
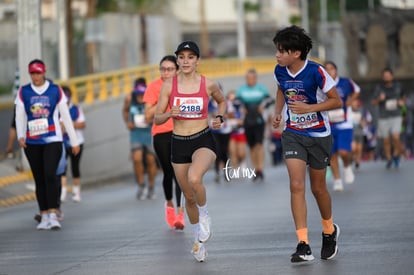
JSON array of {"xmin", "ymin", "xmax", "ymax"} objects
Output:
[{"xmin": 215, "ymin": 115, "xmax": 224, "ymax": 123}]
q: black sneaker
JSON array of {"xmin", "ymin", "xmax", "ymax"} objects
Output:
[
  {"xmin": 393, "ymin": 156, "xmax": 400, "ymax": 169},
  {"xmin": 321, "ymin": 223, "xmax": 340, "ymax": 260},
  {"xmin": 252, "ymin": 170, "xmax": 264, "ymax": 183},
  {"xmin": 34, "ymin": 213, "xmax": 41, "ymax": 223},
  {"xmin": 386, "ymin": 159, "xmax": 393, "ymax": 169},
  {"xmin": 291, "ymin": 241, "xmax": 315, "ymax": 263}
]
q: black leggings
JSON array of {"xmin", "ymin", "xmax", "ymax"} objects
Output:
[
  {"xmin": 64, "ymin": 144, "xmax": 83, "ymax": 178},
  {"xmin": 25, "ymin": 142, "xmax": 62, "ymax": 211},
  {"xmin": 213, "ymin": 132, "xmax": 231, "ymax": 172},
  {"xmin": 153, "ymin": 132, "xmax": 182, "ymax": 207}
]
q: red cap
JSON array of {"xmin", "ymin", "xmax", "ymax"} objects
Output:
[{"xmin": 28, "ymin": 62, "xmax": 46, "ymax": 73}]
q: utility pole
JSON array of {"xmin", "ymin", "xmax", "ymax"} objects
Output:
[
  {"xmin": 66, "ymin": 0, "xmax": 74, "ymax": 77},
  {"xmin": 57, "ymin": 0, "xmax": 69, "ymax": 80},
  {"xmin": 17, "ymin": 0, "xmax": 42, "ymax": 85},
  {"xmin": 17, "ymin": 0, "xmax": 42, "ymax": 171},
  {"xmin": 300, "ymin": 0, "xmax": 309, "ymax": 33},
  {"xmin": 237, "ymin": 0, "xmax": 246, "ymax": 59},
  {"xmin": 86, "ymin": 0, "xmax": 96, "ymax": 73},
  {"xmin": 319, "ymin": 0, "xmax": 327, "ymax": 61},
  {"xmin": 199, "ymin": 0, "xmax": 210, "ymax": 57}
]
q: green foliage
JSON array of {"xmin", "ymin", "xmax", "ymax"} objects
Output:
[
  {"xmin": 244, "ymin": 1, "xmax": 260, "ymax": 13},
  {"xmin": 290, "ymin": 14, "xmax": 301, "ymax": 25},
  {"xmin": 346, "ymin": 0, "xmax": 381, "ymax": 11},
  {"xmin": 307, "ymin": 0, "xmax": 382, "ymax": 23},
  {"xmin": 96, "ymin": 0, "xmax": 118, "ymax": 14},
  {"xmin": 0, "ymin": 84, "xmax": 12, "ymax": 96},
  {"xmin": 95, "ymin": 0, "xmax": 170, "ymax": 14}
]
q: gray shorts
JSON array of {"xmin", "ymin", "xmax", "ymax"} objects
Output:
[
  {"xmin": 377, "ymin": 116, "xmax": 402, "ymax": 138},
  {"xmin": 282, "ymin": 131, "xmax": 332, "ymax": 169},
  {"xmin": 131, "ymin": 142, "xmax": 155, "ymax": 154},
  {"xmin": 353, "ymin": 127, "xmax": 364, "ymax": 143}
]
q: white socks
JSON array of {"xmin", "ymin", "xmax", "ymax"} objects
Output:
[
  {"xmin": 191, "ymin": 223, "xmax": 200, "ymax": 241},
  {"xmin": 197, "ymin": 203, "xmax": 208, "ymax": 218}
]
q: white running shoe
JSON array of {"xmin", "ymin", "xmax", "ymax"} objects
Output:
[
  {"xmin": 136, "ymin": 186, "xmax": 146, "ymax": 200},
  {"xmin": 60, "ymin": 186, "xmax": 67, "ymax": 202},
  {"xmin": 72, "ymin": 186, "xmax": 81, "ymax": 202},
  {"xmin": 192, "ymin": 242, "xmax": 207, "ymax": 262},
  {"xmin": 36, "ymin": 214, "xmax": 50, "ymax": 230},
  {"xmin": 343, "ymin": 166, "xmax": 355, "ymax": 184},
  {"xmin": 56, "ymin": 209, "xmax": 64, "ymax": 221},
  {"xmin": 146, "ymin": 187, "xmax": 156, "ymax": 200},
  {"xmin": 48, "ymin": 213, "xmax": 61, "ymax": 230},
  {"xmin": 72, "ymin": 193, "xmax": 81, "ymax": 202},
  {"xmin": 333, "ymin": 179, "xmax": 344, "ymax": 192},
  {"xmin": 198, "ymin": 216, "xmax": 211, "ymax": 243}
]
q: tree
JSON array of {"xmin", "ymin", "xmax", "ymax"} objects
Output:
[
  {"xmin": 66, "ymin": 0, "xmax": 74, "ymax": 77},
  {"xmin": 86, "ymin": 0, "xmax": 96, "ymax": 73}
]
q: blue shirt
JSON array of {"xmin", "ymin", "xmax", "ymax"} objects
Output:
[
  {"xmin": 19, "ymin": 83, "xmax": 63, "ymax": 144},
  {"xmin": 129, "ymin": 97, "xmax": 152, "ymax": 146},
  {"xmin": 236, "ymin": 83, "xmax": 269, "ymax": 126},
  {"xmin": 236, "ymin": 83, "xmax": 269, "ymax": 106},
  {"xmin": 274, "ymin": 59, "xmax": 336, "ymax": 137},
  {"xmin": 63, "ymin": 104, "xmax": 82, "ymax": 147},
  {"xmin": 330, "ymin": 77, "xmax": 360, "ymax": 130}
]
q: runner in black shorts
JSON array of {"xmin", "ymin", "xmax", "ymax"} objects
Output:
[
  {"xmin": 236, "ymin": 69, "xmax": 272, "ymax": 182},
  {"xmin": 155, "ymin": 41, "xmax": 226, "ymax": 262},
  {"xmin": 171, "ymin": 127, "xmax": 216, "ymax": 164}
]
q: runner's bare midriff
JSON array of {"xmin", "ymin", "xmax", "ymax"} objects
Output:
[{"xmin": 172, "ymin": 119, "xmax": 209, "ymax": 136}]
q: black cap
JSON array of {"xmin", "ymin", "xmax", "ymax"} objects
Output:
[{"xmin": 175, "ymin": 41, "xmax": 200, "ymax": 57}]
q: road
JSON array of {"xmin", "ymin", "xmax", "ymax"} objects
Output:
[{"xmin": 0, "ymin": 159, "xmax": 413, "ymax": 275}]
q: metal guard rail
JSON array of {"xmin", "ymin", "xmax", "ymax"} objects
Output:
[{"xmin": 55, "ymin": 57, "xmax": 277, "ymax": 105}]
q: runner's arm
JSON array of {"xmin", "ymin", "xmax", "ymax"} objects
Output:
[{"xmin": 154, "ymin": 81, "xmax": 174, "ymax": 125}]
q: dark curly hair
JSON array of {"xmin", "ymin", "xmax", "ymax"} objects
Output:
[{"xmin": 272, "ymin": 25, "xmax": 313, "ymax": 61}]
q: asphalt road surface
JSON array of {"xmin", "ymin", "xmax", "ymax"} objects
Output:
[{"xmin": 1, "ymin": 160, "xmax": 414, "ymax": 275}]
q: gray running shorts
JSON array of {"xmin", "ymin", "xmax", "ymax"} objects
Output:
[
  {"xmin": 377, "ymin": 116, "xmax": 402, "ymax": 138},
  {"xmin": 282, "ymin": 131, "xmax": 332, "ymax": 169}
]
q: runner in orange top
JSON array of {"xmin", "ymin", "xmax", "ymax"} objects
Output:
[{"xmin": 143, "ymin": 55, "xmax": 185, "ymax": 230}]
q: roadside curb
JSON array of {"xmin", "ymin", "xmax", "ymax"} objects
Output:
[
  {"xmin": 0, "ymin": 171, "xmax": 133, "ymax": 208},
  {"xmin": 0, "ymin": 192, "xmax": 36, "ymax": 207},
  {"xmin": 0, "ymin": 98, "xmax": 14, "ymax": 110},
  {"xmin": 0, "ymin": 170, "xmax": 34, "ymax": 207},
  {"xmin": 0, "ymin": 171, "xmax": 33, "ymax": 188}
]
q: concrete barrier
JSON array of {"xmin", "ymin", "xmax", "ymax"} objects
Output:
[{"xmin": 79, "ymin": 97, "xmax": 131, "ymax": 184}]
